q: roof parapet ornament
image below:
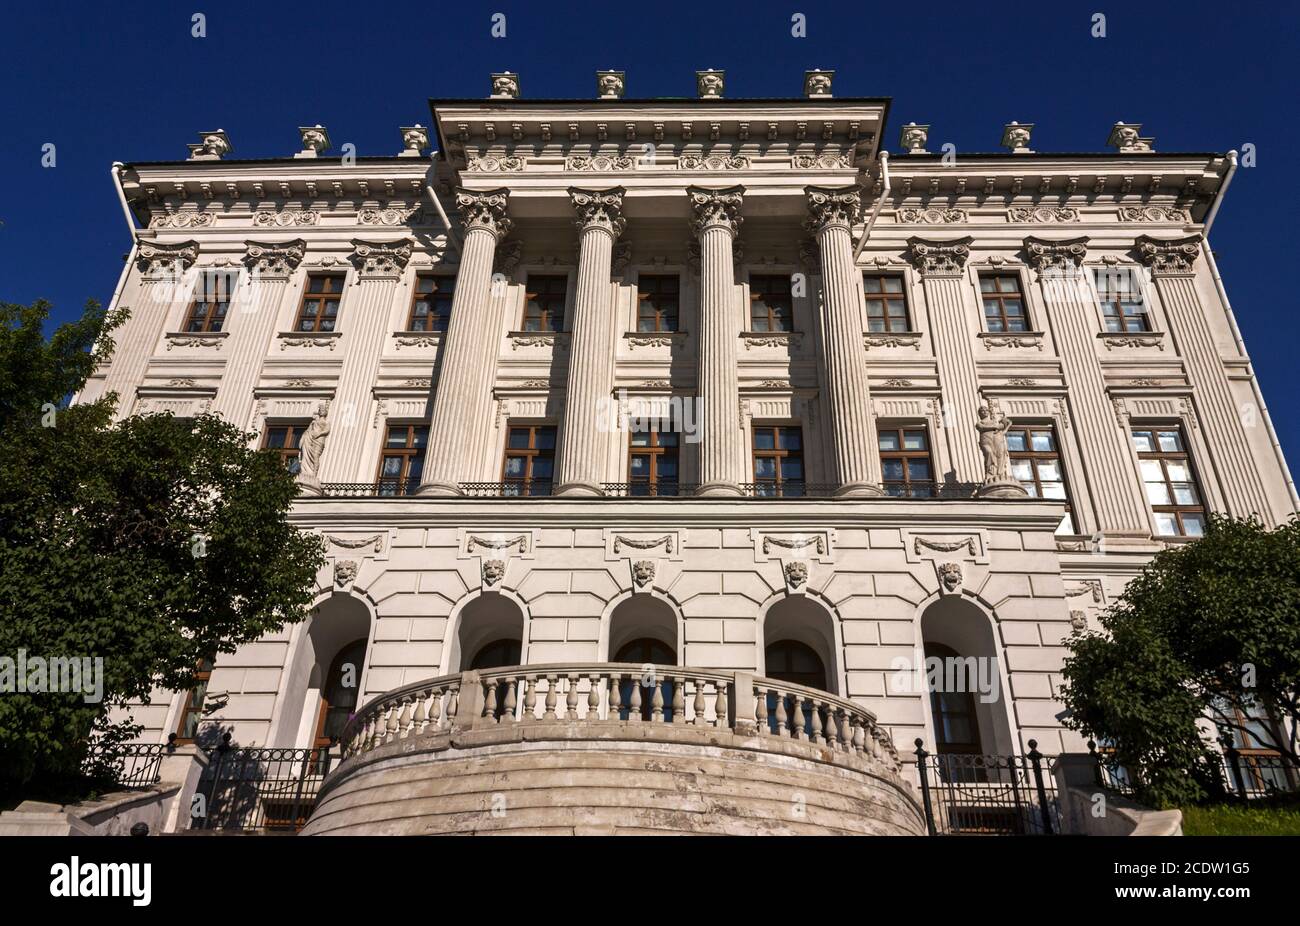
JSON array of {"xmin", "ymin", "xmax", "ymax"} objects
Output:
[
  {"xmin": 596, "ymin": 70, "xmax": 626, "ymax": 99},
  {"xmin": 400, "ymin": 124, "xmax": 429, "ymax": 157},
  {"xmin": 803, "ymin": 69, "xmax": 833, "ymax": 98},
  {"xmin": 696, "ymin": 69, "xmax": 724, "ymax": 100},
  {"xmin": 295, "ymin": 124, "xmax": 331, "ymax": 159},
  {"xmin": 900, "ymin": 122, "xmax": 930, "ymax": 154},
  {"xmin": 1000, "ymin": 121, "xmax": 1034, "ymax": 153},
  {"xmin": 491, "ymin": 71, "xmax": 520, "ymax": 99},
  {"xmin": 187, "ymin": 129, "xmax": 231, "ymax": 161},
  {"xmin": 1107, "ymin": 121, "xmax": 1155, "ymax": 153}
]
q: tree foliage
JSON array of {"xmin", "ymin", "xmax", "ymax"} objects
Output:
[
  {"xmin": 1061, "ymin": 514, "xmax": 1300, "ymax": 807},
  {"xmin": 0, "ymin": 300, "xmax": 324, "ymax": 799}
]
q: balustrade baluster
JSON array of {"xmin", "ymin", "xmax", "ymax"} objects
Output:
[
  {"xmin": 588, "ymin": 674, "xmax": 600, "ymax": 720},
  {"xmin": 671, "ymin": 675, "xmax": 685, "ymax": 724},
  {"xmin": 565, "ymin": 674, "xmax": 579, "ymax": 720},
  {"xmin": 543, "ymin": 675, "xmax": 558, "ymax": 720},
  {"xmin": 501, "ymin": 678, "xmax": 518, "ymax": 724},
  {"xmin": 523, "ymin": 675, "xmax": 538, "ymax": 720},
  {"xmin": 629, "ymin": 677, "xmax": 642, "ymax": 722},
  {"xmin": 385, "ymin": 704, "xmax": 401, "ymax": 743},
  {"xmin": 839, "ymin": 711, "xmax": 852, "ymax": 752},
  {"xmin": 429, "ymin": 690, "xmax": 443, "ymax": 732},
  {"xmin": 810, "ymin": 700, "xmax": 824, "ymax": 744},
  {"xmin": 714, "ymin": 680, "xmax": 728, "ymax": 729},
  {"xmin": 445, "ymin": 688, "xmax": 459, "ymax": 725},
  {"xmin": 651, "ymin": 677, "xmax": 665, "ymax": 722},
  {"xmin": 397, "ymin": 698, "xmax": 412, "ymax": 737},
  {"xmin": 790, "ymin": 694, "xmax": 805, "ymax": 740},
  {"xmin": 483, "ymin": 679, "xmax": 499, "ymax": 723},
  {"xmin": 755, "ymin": 687, "xmax": 769, "ymax": 735},
  {"xmin": 692, "ymin": 679, "xmax": 706, "ymax": 725},
  {"xmin": 412, "ymin": 695, "xmax": 427, "ymax": 734},
  {"xmin": 609, "ymin": 672, "xmax": 623, "ymax": 719},
  {"xmin": 773, "ymin": 689, "xmax": 787, "ymax": 736}
]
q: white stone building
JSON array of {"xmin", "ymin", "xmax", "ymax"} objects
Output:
[{"xmin": 80, "ymin": 70, "xmax": 1297, "ymax": 832}]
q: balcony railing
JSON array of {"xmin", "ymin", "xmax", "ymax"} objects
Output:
[
  {"xmin": 81, "ymin": 741, "xmax": 168, "ymax": 790},
  {"xmin": 338, "ymin": 662, "xmax": 902, "ymax": 773},
  {"xmin": 308, "ymin": 480, "xmax": 991, "ymax": 500}
]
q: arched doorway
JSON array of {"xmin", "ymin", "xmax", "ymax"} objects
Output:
[
  {"xmin": 313, "ymin": 639, "xmax": 367, "ymax": 748},
  {"xmin": 453, "ymin": 595, "xmax": 526, "ymax": 672},
  {"xmin": 761, "ymin": 596, "xmax": 838, "ymax": 694},
  {"xmin": 923, "ymin": 642, "xmax": 983, "ymax": 755},
  {"xmin": 764, "ymin": 639, "xmax": 827, "ymax": 691},
  {"xmin": 920, "ymin": 596, "xmax": 1014, "ymax": 759},
  {"xmin": 608, "ymin": 598, "xmax": 678, "ymax": 721}
]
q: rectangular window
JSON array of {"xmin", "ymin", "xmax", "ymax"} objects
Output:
[
  {"xmin": 524, "ymin": 275, "xmax": 567, "ymax": 332},
  {"xmin": 863, "ymin": 274, "xmax": 911, "ymax": 333},
  {"xmin": 628, "ymin": 419, "xmax": 680, "ymax": 495},
  {"xmin": 878, "ymin": 425, "xmax": 935, "ymax": 498},
  {"xmin": 1007, "ymin": 425, "xmax": 1075, "ymax": 534},
  {"xmin": 408, "ymin": 275, "xmax": 455, "ymax": 332},
  {"xmin": 185, "ymin": 271, "xmax": 238, "ymax": 333},
  {"xmin": 1094, "ymin": 268, "xmax": 1151, "ymax": 333},
  {"xmin": 502, "ymin": 424, "xmax": 556, "ymax": 495},
  {"xmin": 1131, "ymin": 426, "xmax": 1205, "ymax": 537},
  {"xmin": 979, "ymin": 273, "xmax": 1029, "ymax": 333},
  {"xmin": 375, "ymin": 423, "xmax": 428, "ymax": 496},
  {"xmin": 749, "ymin": 275, "xmax": 794, "ymax": 333},
  {"xmin": 751, "ymin": 425, "xmax": 804, "ymax": 496},
  {"xmin": 174, "ymin": 658, "xmax": 214, "ymax": 743},
  {"xmin": 636, "ymin": 274, "xmax": 680, "ymax": 332},
  {"xmin": 296, "ymin": 274, "xmax": 345, "ymax": 332},
  {"xmin": 262, "ymin": 423, "xmax": 305, "ymax": 476}
]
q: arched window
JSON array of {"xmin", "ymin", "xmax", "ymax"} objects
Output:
[
  {"xmin": 764, "ymin": 640, "xmax": 827, "ymax": 691},
  {"xmin": 314, "ymin": 639, "xmax": 367, "ymax": 748},
  {"xmin": 470, "ymin": 638, "xmax": 522, "ymax": 670},
  {"xmin": 614, "ymin": 637, "xmax": 676, "ymax": 721},
  {"xmin": 924, "ymin": 643, "xmax": 983, "ymax": 755}
]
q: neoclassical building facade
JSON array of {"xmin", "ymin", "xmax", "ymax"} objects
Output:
[{"xmin": 82, "ymin": 70, "xmax": 1296, "ymax": 833}]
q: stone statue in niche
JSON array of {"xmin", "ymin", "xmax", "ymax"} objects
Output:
[
  {"xmin": 297, "ymin": 402, "xmax": 331, "ymax": 495},
  {"xmin": 974, "ymin": 404, "xmax": 1029, "ymax": 498}
]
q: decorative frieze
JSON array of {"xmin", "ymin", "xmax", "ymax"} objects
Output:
[
  {"xmin": 566, "ymin": 155, "xmax": 636, "ymax": 171},
  {"xmin": 1008, "ymin": 206, "xmax": 1079, "ymax": 224},
  {"xmin": 679, "ymin": 154, "xmax": 751, "ymax": 170},
  {"xmin": 792, "ymin": 153, "xmax": 854, "ymax": 169},
  {"xmin": 898, "ymin": 207, "xmax": 967, "ymax": 224},
  {"xmin": 863, "ymin": 332, "xmax": 922, "ymax": 351},
  {"xmin": 253, "ymin": 210, "xmax": 320, "ymax": 228},
  {"xmin": 151, "ymin": 211, "xmax": 215, "ymax": 229},
  {"xmin": 743, "ymin": 331, "xmax": 801, "ymax": 350},
  {"xmin": 279, "ymin": 331, "xmax": 341, "ymax": 350},
  {"xmin": 979, "ymin": 332, "xmax": 1044, "ymax": 350},
  {"xmin": 1118, "ymin": 205, "xmax": 1189, "ymax": 223},
  {"xmin": 468, "ymin": 156, "xmax": 525, "ymax": 172},
  {"xmin": 1098, "ymin": 332, "xmax": 1165, "ymax": 350},
  {"xmin": 359, "ymin": 207, "xmax": 417, "ymax": 226}
]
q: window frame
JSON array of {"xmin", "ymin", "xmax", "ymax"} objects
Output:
[
  {"xmin": 501, "ymin": 422, "xmax": 556, "ymax": 495},
  {"xmin": 978, "ymin": 271, "xmax": 1031, "ymax": 333},
  {"xmin": 634, "ymin": 273, "xmax": 680, "ymax": 333},
  {"xmin": 173, "ymin": 657, "xmax": 215, "ymax": 744},
  {"xmin": 1006, "ymin": 424, "xmax": 1076, "ymax": 535},
  {"xmin": 261, "ymin": 421, "xmax": 306, "ymax": 476},
  {"xmin": 862, "ymin": 272, "xmax": 912, "ymax": 333},
  {"xmin": 627, "ymin": 418, "xmax": 681, "ymax": 495},
  {"xmin": 1130, "ymin": 424, "xmax": 1207, "ymax": 538},
  {"xmin": 750, "ymin": 424, "xmax": 805, "ymax": 496},
  {"xmin": 185, "ymin": 270, "xmax": 239, "ymax": 333},
  {"xmin": 748, "ymin": 274, "xmax": 795, "ymax": 333},
  {"xmin": 523, "ymin": 274, "xmax": 568, "ymax": 332},
  {"xmin": 877, "ymin": 423, "xmax": 936, "ymax": 498},
  {"xmin": 1093, "ymin": 267, "xmax": 1152, "ymax": 333},
  {"xmin": 407, "ymin": 274, "xmax": 455, "ymax": 332},
  {"xmin": 295, "ymin": 273, "xmax": 346, "ymax": 333},
  {"xmin": 314, "ymin": 639, "xmax": 368, "ymax": 748},
  {"xmin": 375, "ymin": 422, "xmax": 428, "ymax": 496}
]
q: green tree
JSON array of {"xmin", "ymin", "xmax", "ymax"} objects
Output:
[
  {"xmin": 0, "ymin": 300, "xmax": 324, "ymax": 800},
  {"xmin": 1061, "ymin": 514, "xmax": 1300, "ymax": 807}
]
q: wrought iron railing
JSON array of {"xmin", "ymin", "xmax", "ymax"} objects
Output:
[
  {"xmin": 601, "ymin": 482, "xmax": 699, "ymax": 497},
  {"xmin": 338, "ymin": 663, "xmax": 902, "ymax": 774},
  {"xmin": 460, "ymin": 481, "xmax": 554, "ymax": 497},
  {"xmin": 304, "ymin": 479, "xmax": 999, "ymax": 500},
  {"xmin": 1090, "ymin": 739, "xmax": 1300, "ymax": 802},
  {"xmin": 81, "ymin": 741, "xmax": 168, "ymax": 790},
  {"xmin": 914, "ymin": 739, "xmax": 1060, "ymax": 836},
  {"xmin": 191, "ymin": 733, "xmax": 333, "ymax": 833},
  {"xmin": 319, "ymin": 480, "xmax": 418, "ymax": 497}
]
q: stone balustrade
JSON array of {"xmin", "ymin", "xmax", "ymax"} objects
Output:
[{"xmin": 339, "ymin": 662, "xmax": 900, "ymax": 773}]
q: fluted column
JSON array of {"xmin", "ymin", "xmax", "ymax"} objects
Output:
[
  {"xmin": 806, "ymin": 186, "xmax": 884, "ymax": 495},
  {"xmin": 907, "ymin": 237, "xmax": 983, "ymax": 484},
  {"xmin": 102, "ymin": 241, "xmax": 199, "ymax": 419},
  {"xmin": 554, "ymin": 188, "xmax": 625, "ymax": 496},
  {"xmin": 210, "ymin": 240, "xmax": 305, "ymax": 430},
  {"xmin": 688, "ymin": 186, "xmax": 746, "ymax": 497},
  {"xmin": 320, "ymin": 239, "xmax": 413, "ymax": 483},
  {"xmin": 1136, "ymin": 236, "xmax": 1273, "ymax": 520},
  {"xmin": 419, "ymin": 188, "xmax": 513, "ymax": 496},
  {"xmin": 1026, "ymin": 237, "xmax": 1151, "ymax": 537}
]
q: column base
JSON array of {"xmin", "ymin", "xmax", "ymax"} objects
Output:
[
  {"xmin": 296, "ymin": 477, "xmax": 323, "ymax": 497},
  {"xmin": 834, "ymin": 482, "xmax": 886, "ymax": 498},
  {"xmin": 975, "ymin": 480, "xmax": 1030, "ymax": 499},
  {"xmin": 696, "ymin": 482, "xmax": 745, "ymax": 498},
  {"xmin": 554, "ymin": 481, "xmax": 605, "ymax": 497},
  {"xmin": 415, "ymin": 481, "xmax": 464, "ymax": 497}
]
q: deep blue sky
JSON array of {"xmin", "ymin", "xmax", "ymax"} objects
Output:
[{"xmin": 2, "ymin": 0, "xmax": 1296, "ymax": 465}]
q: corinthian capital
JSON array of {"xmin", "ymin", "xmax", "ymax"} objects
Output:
[
  {"xmin": 686, "ymin": 185, "xmax": 744, "ymax": 237},
  {"xmin": 243, "ymin": 239, "xmax": 306, "ymax": 278},
  {"xmin": 1135, "ymin": 235, "xmax": 1200, "ymax": 276},
  {"xmin": 804, "ymin": 185, "xmax": 862, "ymax": 234},
  {"xmin": 1024, "ymin": 236, "xmax": 1089, "ymax": 278},
  {"xmin": 136, "ymin": 240, "xmax": 199, "ymax": 279},
  {"xmin": 349, "ymin": 239, "xmax": 413, "ymax": 279},
  {"xmin": 569, "ymin": 187, "xmax": 626, "ymax": 238},
  {"xmin": 455, "ymin": 187, "xmax": 513, "ymax": 238},
  {"xmin": 906, "ymin": 236, "xmax": 972, "ymax": 278}
]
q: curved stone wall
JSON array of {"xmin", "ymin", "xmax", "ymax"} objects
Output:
[{"xmin": 302, "ymin": 723, "xmax": 925, "ymax": 836}]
